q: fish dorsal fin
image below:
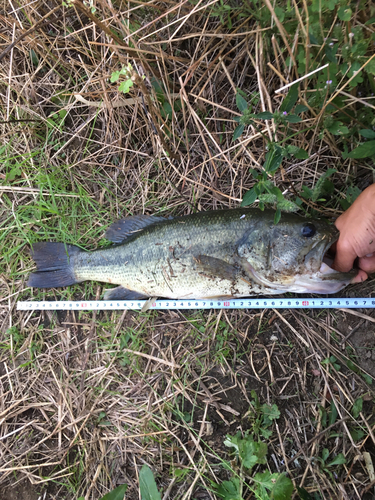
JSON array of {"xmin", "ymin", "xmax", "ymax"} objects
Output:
[{"xmin": 105, "ymin": 215, "xmax": 168, "ymax": 243}]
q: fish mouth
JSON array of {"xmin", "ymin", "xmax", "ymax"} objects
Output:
[
  {"xmin": 243, "ymin": 234, "xmax": 358, "ymax": 294},
  {"xmin": 296, "ymin": 235, "xmax": 358, "ymax": 293}
]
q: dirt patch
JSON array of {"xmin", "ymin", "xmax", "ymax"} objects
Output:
[
  {"xmin": 337, "ymin": 314, "xmax": 375, "ymax": 378},
  {"xmin": 351, "ymin": 327, "xmax": 375, "ymax": 378},
  {"xmin": 0, "ymin": 481, "xmax": 42, "ymax": 500}
]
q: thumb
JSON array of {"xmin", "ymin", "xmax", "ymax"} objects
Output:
[
  {"xmin": 332, "ymin": 243, "xmax": 356, "ymax": 272},
  {"xmin": 358, "ymin": 253, "xmax": 375, "ymax": 274}
]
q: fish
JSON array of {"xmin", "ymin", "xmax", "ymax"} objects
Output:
[{"xmin": 27, "ymin": 208, "xmax": 357, "ymax": 300}]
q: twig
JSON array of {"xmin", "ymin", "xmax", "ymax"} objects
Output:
[
  {"xmin": 0, "ymin": 5, "xmax": 61, "ymax": 62},
  {"xmin": 275, "ymin": 64, "xmax": 329, "ymax": 93}
]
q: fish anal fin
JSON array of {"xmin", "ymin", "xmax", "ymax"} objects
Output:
[
  {"xmin": 103, "ymin": 286, "xmax": 149, "ymax": 300},
  {"xmin": 194, "ymin": 255, "xmax": 237, "ymax": 281},
  {"xmin": 105, "ymin": 215, "xmax": 168, "ymax": 243}
]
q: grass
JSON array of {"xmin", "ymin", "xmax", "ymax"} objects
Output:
[{"xmin": 1, "ymin": 0, "xmax": 375, "ymax": 498}]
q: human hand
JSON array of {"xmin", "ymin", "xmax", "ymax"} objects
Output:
[{"xmin": 333, "ymin": 184, "xmax": 375, "ymax": 283}]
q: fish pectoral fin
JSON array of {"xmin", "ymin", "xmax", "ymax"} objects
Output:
[
  {"xmin": 194, "ymin": 255, "xmax": 237, "ymax": 281},
  {"xmin": 105, "ymin": 215, "xmax": 169, "ymax": 243},
  {"xmin": 103, "ymin": 286, "xmax": 149, "ymax": 300}
]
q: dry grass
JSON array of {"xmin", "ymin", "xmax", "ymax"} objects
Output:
[{"xmin": 0, "ymin": 0, "xmax": 375, "ymax": 499}]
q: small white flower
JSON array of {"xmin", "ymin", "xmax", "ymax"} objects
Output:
[
  {"xmin": 240, "ymin": 214, "xmax": 246, "ymax": 219},
  {"xmin": 349, "ymin": 32, "xmax": 354, "ymax": 38}
]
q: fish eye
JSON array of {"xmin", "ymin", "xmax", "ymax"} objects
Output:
[{"xmin": 301, "ymin": 222, "xmax": 316, "ymax": 238}]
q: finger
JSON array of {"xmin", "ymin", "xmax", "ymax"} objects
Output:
[
  {"xmin": 358, "ymin": 253, "xmax": 375, "ymax": 274},
  {"xmin": 351, "ymin": 270, "xmax": 368, "ymax": 283},
  {"xmin": 332, "ymin": 247, "xmax": 356, "ymax": 272}
]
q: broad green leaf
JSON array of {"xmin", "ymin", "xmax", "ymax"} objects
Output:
[
  {"xmin": 139, "ymin": 465, "xmax": 162, "ymax": 500},
  {"xmin": 241, "ymin": 187, "xmax": 257, "ymax": 207},
  {"xmin": 352, "ymin": 397, "xmax": 363, "ymax": 418},
  {"xmin": 325, "ymin": 44, "xmax": 337, "ymax": 63},
  {"xmin": 329, "ymin": 401, "xmax": 338, "ymax": 427},
  {"xmin": 326, "ymin": 121, "xmax": 349, "ymax": 135},
  {"xmin": 287, "ymin": 145, "xmax": 308, "ymax": 159},
  {"xmin": 224, "ymin": 433, "xmax": 241, "ymax": 452},
  {"xmin": 272, "ymin": 474, "xmax": 294, "ymax": 500},
  {"xmin": 362, "ymin": 373, "xmax": 373, "ymax": 385},
  {"xmin": 273, "ymin": 208, "xmax": 281, "ymax": 225},
  {"xmin": 274, "ymin": 6, "xmax": 285, "ymax": 22},
  {"xmin": 346, "ymin": 140, "xmax": 375, "ymax": 159},
  {"xmin": 280, "ymin": 84, "xmax": 298, "ymax": 113},
  {"xmin": 233, "ymin": 124, "xmax": 244, "ymax": 141},
  {"xmin": 286, "ymin": 145, "xmax": 299, "ymax": 154},
  {"xmin": 337, "ymin": 6, "xmax": 352, "ymax": 21},
  {"xmin": 347, "ymin": 61, "xmax": 363, "ymax": 87},
  {"xmin": 359, "ymin": 129, "xmax": 375, "ymax": 139},
  {"xmin": 301, "ymin": 185, "xmax": 312, "ymax": 198},
  {"xmin": 7, "ymin": 166, "xmax": 21, "ymax": 181},
  {"xmin": 350, "ymin": 428, "xmax": 366, "ymax": 441},
  {"xmin": 262, "ymin": 403, "xmax": 280, "ymax": 426},
  {"xmin": 110, "ymin": 71, "xmax": 121, "ymax": 82},
  {"xmin": 216, "ymin": 477, "xmax": 243, "ymax": 500},
  {"xmin": 295, "ymin": 104, "xmax": 308, "ymax": 114},
  {"xmin": 260, "ymin": 426, "xmax": 273, "ymax": 439},
  {"xmin": 326, "ymin": 0, "xmax": 338, "ymax": 9},
  {"xmin": 236, "ymin": 93, "xmax": 248, "ymax": 112},
  {"xmin": 294, "ymin": 148, "xmax": 309, "ymax": 159},
  {"xmin": 239, "ymin": 439, "xmax": 267, "ymax": 469},
  {"xmin": 118, "ymin": 79, "xmax": 134, "ymax": 94},
  {"xmin": 296, "ymin": 486, "xmax": 314, "ymax": 500},
  {"xmin": 30, "ymin": 49, "xmax": 39, "ymax": 65},
  {"xmin": 264, "ymin": 146, "xmax": 284, "ymax": 173},
  {"xmin": 366, "ymin": 58, "xmax": 375, "ymax": 75},
  {"xmin": 322, "ymin": 448, "xmax": 329, "ymax": 463},
  {"xmin": 284, "ymin": 114, "xmax": 302, "ymax": 123},
  {"xmin": 309, "ymin": 32, "xmax": 319, "ymax": 45},
  {"xmin": 253, "ymin": 471, "xmax": 278, "ymax": 491},
  {"xmin": 346, "ymin": 359, "xmax": 359, "ymax": 373},
  {"xmin": 151, "ymin": 76, "xmax": 164, "ymax": 95},
  {"xmin": 255, "ymin": 111, "xmax": 273, "ymax": 120},
  {"xmin": 99, "ymin": 484, "xmax": 128, "ymax": 500},
  {"xmin": 326, "ymin": 453, "xmax": 346, "ymax": 467},
  {"xmin": 269, "ymin": 185, "xmax": 284, "ymax": 201}
]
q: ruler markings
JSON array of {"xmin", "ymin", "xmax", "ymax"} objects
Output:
[{"xmin": 17, "ymin": 298, "xmax": 375, "ymax": 311}]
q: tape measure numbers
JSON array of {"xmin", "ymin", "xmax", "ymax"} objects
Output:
[{"xmin": 17, "ymin": 297, "xmax": 375, "ymax": 310}]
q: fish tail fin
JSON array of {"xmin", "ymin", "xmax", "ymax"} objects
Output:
[{"xmin": 28, "ymin": 242, "xmax": 83, "ymax": 288}]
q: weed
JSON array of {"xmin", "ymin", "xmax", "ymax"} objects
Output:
[
  {"xmin": 315, "ymin": 448, "xmax": 346, "ymax": 482},
  {"xmin": 247, "ymin": 390, "xmax": 281, "ymax": 439},
  {"xmin": 216, "ymin": 431, "xmax": 293, "ymax": 499}
]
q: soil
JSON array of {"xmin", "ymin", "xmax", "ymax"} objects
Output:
[
  {"xmin": 351, "ymin": 325, "xmax": 375, "ymax": 378},
  {"xmin": 0, "ymin": 481, "xmax": 43, "ymax": 500}
]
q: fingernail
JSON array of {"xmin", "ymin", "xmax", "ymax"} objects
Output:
[{"xmin": 365, "ymin": 253, "xmax": 374, "ymax": 258}]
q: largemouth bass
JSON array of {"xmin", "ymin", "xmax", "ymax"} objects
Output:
[{"xmin": 28, "ymin": 208, "xmax": 356, "ymax": 299}]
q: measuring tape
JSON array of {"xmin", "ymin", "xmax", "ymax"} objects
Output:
[{"xmin": 17, "ymin": 297, "xmax": 375, "ymax": 311}]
